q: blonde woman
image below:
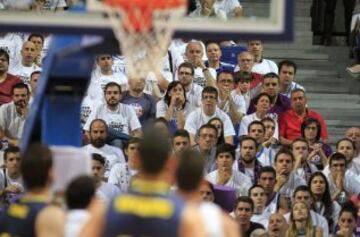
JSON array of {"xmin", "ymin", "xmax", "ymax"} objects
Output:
[{"xmin": 286, "ymin": 201, "xmax": 323, "ymax": 237}]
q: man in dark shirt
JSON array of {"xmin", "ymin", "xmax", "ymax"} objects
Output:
[{"xmin": 233, "ymin": 196, "xmax": 265, "ymax": 237}]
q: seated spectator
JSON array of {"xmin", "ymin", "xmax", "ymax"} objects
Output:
[
  {"xmin": 206, "ymin": 143, "xmax": 252, "ymax": 197},
  {"xmin": 64, "ymin": 176, "xmax": 95, "ymax": 237},
  {"xmin": 278, "ymin": 60, "xmax": 305, "ymax": 98},
  {"xmin": 0, "ymin": 49, "xmax": 22, "ymax": 105},
  {"xmin": 0, "ymin": 33, "xmax": 23, "ymax": 69},
  {"xmin": 285, "ymin": 201, "xmax": 323, "ymax": 237},
  {"xmin": 247, "ymin": 40, "xmax": 278, "ymax": 75},
  {"xmin": 193, "ymin": 124, "xmax": 218, "ymax": 174},
  {"xmin": 121, "ymin": 77, "xmax": 156, "ymax": 126},
  {"xmin": 184, "ymin": 86, "xmax": 235, "ymax": 145},
  {"xmin": 156, "ymin": 81, "xmax": 192, "ymax": 130},
  {"xmin": 234, "ymin": 52, "xmax": 263, "ymax": 92},
  {"xmin": 189, "ymin": 0, "xmax": 227, "ymax": 20},
  {"xmin": 335, "ymin": 203, "xmax": 358, "ymax": 237},
  {"xmin": 336, "ymin": 138, "xmax": 360, "ymax": 175},
  {"xmin": 267, "ymin": 213, "xmax": 288, "ymax": 237},
  {"xmin": 213, "ymin": 0, "xmax": 243, "ymax": 18},
  {"xmin": 0, "ymin": 83, "xmax": 30, "ymax": 146},
  {"xmin": 108, "ymin": 137, "xmax": 140, "ymax": 193},
  {"xmin": 240, "ymin": 93, "xmax": 279, "ymax": 140},
  {"xmin": 309, "ymin": 171, "xmax": 341, "ymax": 233},
  {"xmin": 82, "ymin": 119, "xmax": 126, "ymax": 178},
  {"xmin": 208, "ymin": 117, "xmax": 225, "ymax": 145},
  {"xmin": 42, "ymin": 0, "xmax": 67, "ymax": 11},
  {"xmin": 248, "ymin": 185, "xmax": 270, "ymax": 228},
  {"xmin": 216, "ymin": 71, "xmax": 246, "ymax": 123},
  {"xmin": 172, "ymin": 129, "xmax": 191, "ymax": 157},
  {"xmin": 9, "ymin": 41, "xmax": 41, "ymax": 86},
  {"xmin": 233, "ymin": 71, "xmax": 258, "ymax": 112},
  {"xmin": 261, "ymin": 117, "xmax": 281, "ymax": 156},
  {"xmin": 233, "ymin": 196, "xmax": 265, "ymax": 237},
  {"xmin": 205, "ymin": 42, "xmax": 235, "ymax": 73},
  {"xmin": 91, "ymin": 154, "xmax": 120, "ymax": 205},
  {"xmin": 280, "ymin": 89, "xmax": 329, "ymax": 145},
  {"xmin": 344, "ymin": 127, "xmax": 360, "ymax": 159},
  {"xmin": 29, "ymin": 70, "xmax": 40, "ymax": 104},
  {"xmin": 184, "ymin": 41, "xmax": 217, "ymax": 88},
  {"xmin": 0, "ymin": 146, "xmax": 23, "ymax": 209},
  {"xmin": 28, "ymin": 34, "xmax": 45, "ymax": 66},
  {"xmin": 247, "ymin": 73, "xmax": 290, "ymax": 117},
  {"xmin": 84, "ymin": 82, "xmax": 142, "ymax": 139}
]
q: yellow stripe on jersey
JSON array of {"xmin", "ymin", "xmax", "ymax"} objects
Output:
[
  {"xmin": 114, "ymin": 195, "xmax": 174, "ymax": 218},
  {"xmin": 7, "ymin": 204, "xmax": 29, "ymax": 219}
]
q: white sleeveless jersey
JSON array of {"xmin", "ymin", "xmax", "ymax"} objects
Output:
[{"xmin": 199, "ymin": 202, "xmax": 225, "ymax": 237}]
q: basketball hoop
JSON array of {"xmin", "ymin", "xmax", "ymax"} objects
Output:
[{"xmin": 102, "ymin": 0, "xmax": 186, "ymax": 79}]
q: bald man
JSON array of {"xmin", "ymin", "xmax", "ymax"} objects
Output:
[{"xmin": 267, "ymin": 213, "xmax": 288, "ymax": 237}]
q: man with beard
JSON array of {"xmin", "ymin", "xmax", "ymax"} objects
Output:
[
  {"xmin": 121, "ymin": 77, "xmax": 156, "ymax": 126},
  {"xmin": 267, "ymin": 213, "xmax": 288, "ymax": 237},
  {"xmin": 0, "ymin": 83, "xmax": 30, "ymax": 146},
  {"xmin": 84, "ymin": 82, "xmax": 142, "ymax": 139},
  {"xmin": 236, "ymin": 136, "xmax": 263, "ymax": 185},
  {"xmin": 247, "ymin": 73, "xmax": 290, "ymax": 117},
  {"xmin": 0, "ymin": 49, "xmax": 22, "ymax": 105},
  {"xmin": 83, "ymin": 119, "xmax": 125, "ymax": 178}
]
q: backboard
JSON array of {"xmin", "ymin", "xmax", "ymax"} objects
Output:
[{"xmin": 0, "ymin": 0, "xmax": 293, "ymax": 41}]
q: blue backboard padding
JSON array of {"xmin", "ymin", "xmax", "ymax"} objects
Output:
[{"xmin": 220, "ymin": 46, "xmax": 247, "ymax": 65}]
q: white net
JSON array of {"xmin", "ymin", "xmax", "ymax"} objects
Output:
[{"xmin": 104, "ymin": 3, "xmax": 186, "ymax": 79}]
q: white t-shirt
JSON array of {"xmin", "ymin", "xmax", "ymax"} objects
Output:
[
  {"xmin": 192, "ymin": 67, "xmax": 217, "ymax": 88},
  {"xmin": 82, "ymin": 144, "xmax": 125, "ymax": 177},
  {"xmin": 198, "ymin": 202, "xmax": 225, "ymax": 237},
  {"xmin": 9, "ymin": 63, "xmax": 41, "ymax": 85},
  {"xmin": 108, "ymin": 163, "xmax": 137, "ymax": 193},
  {"xmin": 43, "ymin": 0, "xmax": 67, "ymax": 10},
  {"xmin": 206, "ymin": 169, "xmax": 252, "ymax": 197},
  {"xmin": 156, "ymin": 100, "xmax": 192, "ymax": 120},
  {"xmin": 0, "ymin": 102, "xmax": 26, "ymax": 139},
  {"xmin": 184, "ymin": 107, "xmax": 235, "ymax": 137},
  {"xmin": 112, "ymin": 55, "xmax": 126, "ymax": 74},
  {"xmin": 170, "ymin": 39, "xmax": 208, "ymax": 63},
  {"xmin": 84, "ymin": 103, "xmax": 141, "ymax": 135},
  {"xmin": 252, "ymin": 58, "xmax": 278, "ymax": 75},
  {"xmin": 185, "ymin": 83, "xmax": 203, "ymax": 111},
  {"xmin": 189, "ymin": 7, "xmax": 227, "ymax": 20},
  {"xmin": 87, "ymin": 72, "xmax": 128, "ymax": 101},
  {"xmin": 239, "ymin": 112, "xmax": 279, "ymax": 139},
  {"xmin": 213, "ymin": 0, "xmax": 242, "ymax": 18},
  {"xmin": 65, "ymin": 210, "xmax": 90, "ymax": 237},
  {"xmin": 0, "ymin": 33, "xmax": 23, "ymax": 69},
  {"xmin": 325, "ymin": 169, "xmax": 360, "ymax": 197},
  {"xmin": 96, "ymin": 181, "xmax": 121, "ymax": 205},
  {"xmin": 218, "ymin": 90, "xmax": 246, "ymax": 116},
  {"xmin": 278, "ymin": 173, "xmax": 307, "ymax": 200},
  {"xmin": 80, "ymin": 96, "xmax": 101, "ymax": 128},
  {"xmin": 0, "ymin": 169, "xmax": 24, "ymax": 191}
]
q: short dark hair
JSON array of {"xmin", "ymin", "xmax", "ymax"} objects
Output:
[
  {"xmin": 216, "ymin": 143, "xmax": 236, "ymax": 160},
  {"xmin": 91, "ymin": 153, "xmax": 105, "ymax": 166},
  {"xmin": 104, "ymin": 82, "xmax": 121, "ymax": 94},
  {"xmin": 274, "ymin": 148, "xmax": 294, "ymax": 163},
  {"xmin": 233, "ymin": 70, "xmax": 252, "ymax": 85},
  {"xmin": 216, "ymin": 70, "xmax": 233, "ymax": 83},
  {"xmin": 177, "ymin": 150, "xmax": 204, "ymax": 191},
  {"xmin": 263, "ymin": 72, "xmax": 280, "ymax": 83},
  {"xmin": 66, "ymin": 175, "xmax": 95, "ymax": 209},
  {"xmin": 336, "ymin": 138, "xmax": 356, "ymax": 151},
  {"xmin": 164, "ymin": 81, "xmax": 186, "ymax": 109},
  {"xmin": 178, "ymin": 62, "xmax": 194, "ymax": 75},
  {"xmin": 124, "ymin": 137, "xmax": 141, "ymax": 150},
  {"xmin": 4, "ymin": 146, "xmax": 20, "ymax": 161},
  {"xmin": 28, "ymin": 33, "xmax": 44, "ymax": 45},
  {"xmin": 202, "ymin": 86, "xmax": 218, "ymax": 99},
  {"xmin": 278, "ymin": 60, "xmax": 297, "ymax": 74},
  {"xmin": 259, "ymin": 166, "xmax": 276, "ymax": 179},
  {"xmin": 293, "ymin": 185, "xmax": 310, "ymax": 198},
  {"xmin": 291, "ymin": 138, "xmax": 309, "ymax": 150},
  {"xmin": 329, "ymin": 152, "xmax": 347, "ymax": 166},
  {"xmin": 253, "ymin": 92, "xmax": 272, "ymax": 106},
  {"xmin": 198, "ymin": 124, "xmax": 218, "ymax": 138},
  {"xmin": 173, "ymin": 129, "xmax": 190, "ymax": 141},
  {"xmin": 0, "ymin": 49, "xmax": 9, "ymax": 63},
  {"xmin": 301, "ymin": 117, "xmax": 321, "ymax": 142},
  {"xmin": 234, "ymin": 196, "xmax": 254, "ymax": 212},
  {"xmin": 239, "ymin": 136, "xmax": 258, "ymax": 150},
  {"xmin": 247, "ymin": 120, "xmax": 265, "ymax": 134},
  {"xmin": 248, "ymin": 184, "xmax": 265, "ymax": 196},
  {"xmin": 11, "ymin": 82, "xmax": 30, "ymax": 95},
  {"xmin": 89, "ymin": 119, "xmax": 108, "ymax": 132},
  {"xmin": 261, "ymin": 117, "xmax": 275, "ymax": 125},
  {"xmin": 30, "ymin": 70, "xmax": 41, "ymax": 80},
  {"xmin": 339, "ymin": 202, "xmax": 357, "ymax": 221},
  {"xmin": 139, "ymin": 126, "xmax": 171, "ymax": 174},
  {"xmin": 21, "ymin": 143, "xmax": 53, "ymax": 190}
]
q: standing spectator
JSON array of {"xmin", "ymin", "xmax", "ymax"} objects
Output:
[
  {"xmin": 247, "ymin": 40, "xmax": 278, "ymax": 75},
  {"xmin": 121, "ymin": 77, "xmax": 156, "ymax": 126},
  {"xmin": 184, "ymin": 41, "xmax": 217, "ymax": 88},
  {"xmin": 9, "ymin": 41, "xmax": 41, "ymax": 86},
  {"xmin": 205, "ymin": 42, "xmax": 235, "ymax": 73},
  {"xmin": 280, "ymin": 89, "xmax": 329, "ymax": 145},
  {"xmin": 184, "ymin": 86, "xmax": 235, "ymax": 145},
  {"xmin": 0, "ymin": 49, "xmax": 22, "ymax": 105},
  {"xmin": 82, "ymin": 119, "xmax": 126, "ymax": 177},
  {"xmin": 0, "ymin": 83, "xmax": 30, "ymax": 146},
  {"xmin": 247, "ymin": 73, "xmax": 290, "ymax": 117},
  {"xmin": 278, "ymin": 60, "xmax": 305, "ymax": 98}
]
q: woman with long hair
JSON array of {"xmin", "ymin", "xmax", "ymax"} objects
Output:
[
  {"xmin": 336, "ymin": 203, "xmax": 358, "ymax": 237},
  {"xmin": 285, "ymin": 201, "xmax": 323, "ymax": 237},
  {"xmin": 208, "ymin": 117, "xmax": 225, "ymax": 145},
  {"xmin": 156, "ymin": 81, "xmax": 191, "ymax": 130},
  {"xmin": 308, "ymin": 171, "xmax": 341, "ymax": 233}
]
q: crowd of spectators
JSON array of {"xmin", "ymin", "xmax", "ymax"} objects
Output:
[{"xmin": 0, "ymin": 1, "xmax": 360, "ymax": 237}]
